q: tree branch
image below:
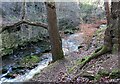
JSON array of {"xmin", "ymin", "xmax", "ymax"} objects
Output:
[
  {"xmin": 0, "ymin": 20, "xmax": 48, "ymax": 33},
  {"xmin": 23, "ymin": 20, "xmax": 48, "ymax": 29}
]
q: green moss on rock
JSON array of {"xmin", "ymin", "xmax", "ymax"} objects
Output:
[
  {"xmin": 19, "ymin": 55, "xmax": 40, "ymax": 67},
  {"xmin": 2, "ymin": 48, "xmax": 13, "ymax": 55}
]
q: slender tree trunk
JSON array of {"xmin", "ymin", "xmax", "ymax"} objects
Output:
[
  {"xmin": 118, "ymin": 2, "xmax": 120, "ymax": 69},
  {"xmin": 104, "ymin": 0, "xmax": 112, "ymax": 51},
  {"xmin": 45, "ymin": 2, "xmax": 64, "ymax": 62},
  {"xmin": 104, "ymin": 0, "xmax": 111, "ymax": 24},
  {"xmin": 118, "ymin": 2, "xmax": 120, "ymax": 53}
]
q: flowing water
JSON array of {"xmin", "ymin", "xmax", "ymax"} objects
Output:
[
  {"xmin": 0, "ymin": 53, "xmax": 52, "ymax": 83},
  {"xmin": 0, "ymin": 32, "xmax": 84, "ymax": 83}
]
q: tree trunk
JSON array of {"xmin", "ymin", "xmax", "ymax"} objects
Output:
[
  {"xmin": 111, "ymin": 1, "xmax": 120, "ymax": 69},
  {"xmin": 104, "ymin": 1, "xmax": 120, "ymax": 53},
  {"xmin": 45, "ymin": 2, "xmax": 64, "ymax": 62},
  {"xmin": 104, "ymin": 0, "xmax": 112, "ymax": 51},
  {"xmin": 104, "ymin": 0, "xmax": 111, "ymax": 24},
  {"xmin": 110, "ymin": 1, "xmax": 120, "ymax": 53}
]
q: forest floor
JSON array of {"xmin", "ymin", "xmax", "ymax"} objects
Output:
[{"xmin": 30, "ymin": 20, "xmax": 120, "ymax": 83}]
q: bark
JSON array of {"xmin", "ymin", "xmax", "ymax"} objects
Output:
[
  {"xmin": 111, "ymin": 1, "xmax": 120, "ymax": 53},
  {"xmin": 45, "ymin": 2, "xmax": 64, "ymax": 62},
  {"xmin": 104, "ymin": 1, "xmax": 120, "ymax": 53},
  {"xmin": 0, "ymin": 20, "xmax": 48, "ymax": 33},
  {"xmin": 104, "ymin": 0, "xmax": 112, "ymax": 51},
  {"xmin": 104, "ymin": 0, "xmax": 111, "ymax": 24}
]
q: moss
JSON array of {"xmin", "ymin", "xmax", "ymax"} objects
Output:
[
  {"xmin": 68, "ymin": 45, "xmax": 109, "ymax": 71},
  {"xmin": 68, "ymin": 45, "xmax": 109, "ymax": 73},
  {"xmin": 58, "ymin": 49, "xmax": 64, "ymax": 59},
  {"xmin": 112, "ymin": 44, "xmax": 119, "ymax": 54},
  {"xmin": 68, "ymin": 65, "xmax": 77, "ymax": 74},
  {"xmin": 52, "ymin": 49, "xmax": 64, "ymax": 62},
  {"xmin": 68, "ymin": 56, "xmax": 90, "ymax": 73},
  {"xmin": 96, "ymin": 69, "xmax": 120, "ymax": 79},
  {"xmin": 19, "ymin": 55, "xmax": 40, "ymax": 67},
  {"xmin": 98, "ymin": 70, "xmax": 109, "ymax": 77},
  {"xmin": 110, "ymin": 69, "xmax": 120, "ymax": 78},
  {"xmin": 95, "ymin": 28, "xmax": 106, "ymax": 35},
  {"xmin": 94, "ymin": 74, "xmax": 101, "ymax": 80},
  {"xmin": 92, "ymin": 45, "xmax": 108, "ymax": 57},
  {"xmin": 79, "ymin": 45, "xmax": 110, "ymax": 69},
  {"xmin": 2, "ymin": 48, "xmax": 13, "ymax": 55},
  {"xmin": 81, "ymin": 56, "xmax": 90, "ymax": 63}
]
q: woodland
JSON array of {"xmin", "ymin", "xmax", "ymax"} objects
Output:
[{"xmin": 0, "ymin": 0, "xmax": 120, "ymax": 83}]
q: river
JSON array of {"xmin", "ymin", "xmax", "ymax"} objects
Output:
[{"xmin": 0, "ymin": 32, "xmax": 84, "ymax": 83}]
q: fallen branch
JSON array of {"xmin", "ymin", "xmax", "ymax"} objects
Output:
[{"xmin": 0, "ymin": 20, "xmax": 48, "ymax": 33}]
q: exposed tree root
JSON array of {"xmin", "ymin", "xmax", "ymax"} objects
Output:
[
  {"xmin": 79, "ymin": 45, "xmax": 110, "ymax": 69},
  {"xmin": 71, "ymin": 45, "xmax": 111, "ymax": 81},
  {"xmin": 67, "ymin": 45, "xmax": 110, "ymax": 74}
]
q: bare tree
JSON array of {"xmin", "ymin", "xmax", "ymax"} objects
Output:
[
  {"xmin": 45, "ymin": 2, "xmax": 64, "ymax": 62},
  {"xmin": 104, "ymin": 0, "xmax": 112, "ymax": 51}
]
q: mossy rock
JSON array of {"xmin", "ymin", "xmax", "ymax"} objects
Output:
[
  {"xmin": 2, "ymin": 48, "xmax": 13, "ymax": 56},
  {"xmin": 19, "ymin": 55, "xmax": 40, "ymax": 68}
]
